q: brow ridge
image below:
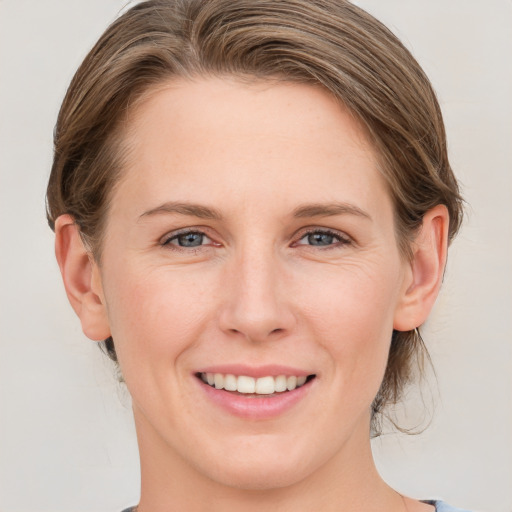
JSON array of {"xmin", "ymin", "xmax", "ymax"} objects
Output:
[
  {"xmin": 139, "ymin": 201, "xmax": 370, "ymax": 221},
  {"xmin": 139, "ymin": 201, "xmax": 222, "ymax": 220},
  {"xmin": 292, "ymin": 202, "xmax": 371, "ymax": 220}
]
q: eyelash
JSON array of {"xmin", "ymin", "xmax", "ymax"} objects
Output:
[
  {"xmin": 160, "ymin": 227, "xmax": 353, "ymax": 252},
  {"xmin": 161, "ymin": 229, "xmax": 215, "ymax": 251},
  {"xmin": 294, "ymin": 228, "xmax": 352, "ymax": 249}
]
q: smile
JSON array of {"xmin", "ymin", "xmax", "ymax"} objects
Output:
[
  {"xmin": 195, "ymin": 366, "xmax": 316, "ymax": 419},
  {"xmin": 199, "ymin": 372, "xmax": 313, "ymax": 395}
]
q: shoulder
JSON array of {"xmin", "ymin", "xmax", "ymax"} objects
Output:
[{"xmin": 423, "ymin": 500, "xmax": 474, "ymax": 512}]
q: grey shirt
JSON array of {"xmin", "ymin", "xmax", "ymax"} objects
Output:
[{"xmin": 122, "ymin": 500, "xmax": 473, "ymax": 511}]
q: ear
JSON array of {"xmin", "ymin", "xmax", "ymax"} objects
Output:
[
  {"xmin": 393, "ymin": 204, "xmax": 449, "ymax": 331},
  {"xmin": 54, "ymin": 215, "xmax": 111, "ymax": 341}
]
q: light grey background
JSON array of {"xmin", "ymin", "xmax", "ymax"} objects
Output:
[{"xmin": 1, "ymin": 1, "xmax": 511, "ymax": 511}]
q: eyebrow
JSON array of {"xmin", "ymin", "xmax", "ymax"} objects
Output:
[
  {"xmin": 292, "ymin": 202, "xmax": 371, "ymax": 220},
  {"xmin": 139, "ymin": 201, "xmax": 223, "ymax": 220},
  {"xmin": 139, "ymin": 200, "xmax": 371, "ymax": 222}
]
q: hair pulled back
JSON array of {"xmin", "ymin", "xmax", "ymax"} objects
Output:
[{"xmin": 46, "ymin": 0, "xmax": 463, "ymax": 431}]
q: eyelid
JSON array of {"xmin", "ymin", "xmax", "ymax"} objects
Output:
[
  {"xmin": 157, "ymin": 225, "xmax": 353, "ymax": 249},
  {"xmin": 159, "ymin": 227, "xmax": 217, "ymax": 247},
  {"xmin": 293, "ymin": 227, "xmax": 353, "ymax": 247}
]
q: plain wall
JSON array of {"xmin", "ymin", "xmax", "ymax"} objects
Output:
[{"xmin": 1, "ymin": 1, "xmax": 511, "ymax": 511}]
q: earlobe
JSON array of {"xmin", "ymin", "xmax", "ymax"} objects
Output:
[
  {"xmin": 54, "ymin": 215, "xmax": 111, "ymax": 341},
  {"xmin": 393, "ymin": 205, "xmax": 449, "ymax": 332}
]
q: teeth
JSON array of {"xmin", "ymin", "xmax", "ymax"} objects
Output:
[
  {"xmin": 214, "ymin": 373, "xmax": 224, "ymax": 389},
  {"xmin": 237, "ymin": 375, "xmax": 256, "ymax": 393},
  {"xmin": 286, "ymin": 375, "xmax": 297, "ymax": 391},
  {"xmin": 224, "ymin": 374, "xmax": 237, "ymax": 391},
  {"xmin": 200, "ymin": 373, "xmax": 311, "ymax": 394},
  {"xmin": 275, "ymin": 375, "xmax": 287, "ymax": 392},
  {"xmin": 297, "ymin": 375, "xmax": 307, "ymax": 386},
  {"xmin": 255, "ymin": 376, "xmax": 275, "ymax": 394}
]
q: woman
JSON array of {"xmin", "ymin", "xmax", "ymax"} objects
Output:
[{"xmin": 47, "ymin": 1, "xmax": 468, "ymax": 510}]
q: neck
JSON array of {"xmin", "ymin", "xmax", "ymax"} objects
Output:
[{"xmin": 134, "ymin": 410, "xmax": 406, "ymax": 512}]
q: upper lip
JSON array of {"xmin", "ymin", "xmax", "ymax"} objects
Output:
[{"xmin": 195, "ymin": 364, "xmax": 313, "ymax": 378}]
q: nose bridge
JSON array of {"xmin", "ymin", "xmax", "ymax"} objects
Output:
[{"xmin": 219, "ymin": 240, "xmax": 294, "ymax": 341}]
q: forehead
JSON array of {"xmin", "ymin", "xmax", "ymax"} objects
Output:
[{"xmin": 113, "ymin": 77, "xmax": 391, "ymax": 219}]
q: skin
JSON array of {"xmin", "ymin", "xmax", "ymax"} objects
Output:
[{"xmin": 55, "ymin": 78, "xmax": 448, "ymax": 511}]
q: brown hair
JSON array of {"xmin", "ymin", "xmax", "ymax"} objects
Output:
[{"xmin": 46, "ymin": 0, "xmax": 463, "ymax": 430}]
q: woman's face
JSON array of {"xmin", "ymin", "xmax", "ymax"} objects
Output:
[{"xmin": 94, "ymin": 78, "xmax": 412, "ymax": 489}]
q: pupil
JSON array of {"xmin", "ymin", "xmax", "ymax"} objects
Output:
[
  {"xmin": 179, "ymin": 233, "xmax": 203, "ymax": 247},
  {"xmin": 308, "ymin": 233, "xmax": 334, "ymax": 246}
]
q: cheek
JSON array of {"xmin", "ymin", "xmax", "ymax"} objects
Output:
[
  {"xmin": 102, "ymin": 263, "xmax": 214, "ymax": 371},
  {"xmin": 297, "ymin": 261, "xmax": 401, "ymax": 387},
  {"xmin": 302, "ymin": 259, "xmax": 399, "ymax": 330}
]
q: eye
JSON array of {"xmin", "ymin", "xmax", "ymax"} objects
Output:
[
  {"xmin": 162, "ymin": 230, "xmax": 213, "ymax": 248},
  {"xmin": 295, "ymin": 229, "xmax": 351, "ymax": 248}
]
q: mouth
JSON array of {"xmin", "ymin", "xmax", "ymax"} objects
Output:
[{"xmin": 196, "ymin": 372, "xmax": 316, "ymax": 396}]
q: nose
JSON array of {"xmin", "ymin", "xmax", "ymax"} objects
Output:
[{"xmin": 218, "ymin": 246, "xmax": 296, "ymax": 343}]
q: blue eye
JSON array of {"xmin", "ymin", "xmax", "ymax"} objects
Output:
[
  {"xmin": 296, "ymin": 230, "xmax": 350, "ymax": 247},
  {"xmin": 164, "ymin": 231, "xmax": 211, "ymax": 247},
  {"xmin": 306, "ymin": 232, "xmax": 335, "ymax": 246}
]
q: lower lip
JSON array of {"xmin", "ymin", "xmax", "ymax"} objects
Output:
[{"xmin": 196, "ymin": 377, "xmax": 314, "ymax": 420}]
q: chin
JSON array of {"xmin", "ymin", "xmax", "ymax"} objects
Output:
[
  {"xmin": 194, "ymin": 437, "xmax": 321, "ymax": 491},
  {"xmin": 207, "ymin": 460, "xmax": 311, "ymax": 492}
]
